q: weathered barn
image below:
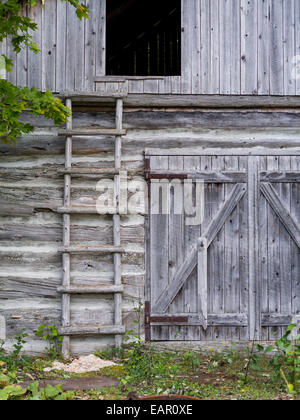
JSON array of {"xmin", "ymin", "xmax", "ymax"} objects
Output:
[{"xmin": 1, "ymin": 0, "xmax": 300, "ymax": 355}]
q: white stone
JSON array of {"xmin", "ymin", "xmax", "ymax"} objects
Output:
[{"xmin": 43, "ymin": 354, "xmax": 117, "ymax": 374}]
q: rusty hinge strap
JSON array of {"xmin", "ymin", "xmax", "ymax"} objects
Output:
[
  {"xmin": 146, "ymin": 173, "xmax": 188, "ymax": 181},
  {"xmin": 149, "ymin": 316, "xmax": 189, "ymax": 323}
]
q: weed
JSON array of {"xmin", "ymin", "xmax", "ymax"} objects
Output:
[
  {"xmin": 256, "ymin": 324, "xmax": 300, "ymax": 396},
  {"xmin": 35, "ymin": 324, "xmax": 63, "ymax": 360}
]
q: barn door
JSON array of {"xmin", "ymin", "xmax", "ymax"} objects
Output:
[
  {"xmin": 258, "ymin": 156, "xmax": 300, "ymax": 340},
  {"xmin": 146, "ymin": 155, "xmax": 249, "ymax": 341}
]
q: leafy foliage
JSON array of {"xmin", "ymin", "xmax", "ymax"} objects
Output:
[
  {"xmin": 27, "ymin": 381, "xmax": 74, "ymax": 401},
  {"xmin": 0, "ymin": 0, "xmax": 89, "ymax": 144},
  {"xmin": 256, "ymin": 324, "xmax": 300, "ymax": 396},
  {"xmin": 35, "ymin": 324, "xmax": 63, "ymax": 359}
]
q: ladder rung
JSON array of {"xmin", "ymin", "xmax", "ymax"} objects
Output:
[
  {"xmin": 57, "ymin": 285, "xmax": 123, "ymax": 294},
  {"xmin": 58, "ymin": 324, "xmax": 125, "ymax": 336},
  {"xmin": 57, "ymin": 206, "xmax": 117, "ymax": 215},
  {"xmin": 58, "ymin": 129, "xmax": 126, "ymax": 137},
  {"xmin": 58, "ymin": 168, "xmax": 121, "ymax": 175},
  {"xmin": 59, "ymin": 246, "xmax": 125, "ymax": 254}
]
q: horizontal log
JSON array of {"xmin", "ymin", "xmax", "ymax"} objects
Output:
[
  {"xmin": 0, "ymin": 224, "xmax": 144, "ymax": 244},
  {"xmin": 0, "ymin": 202, "xmax": 34, "ymax": 216},
  {"xmin": 123, "ymin": 94, "xmax": 300, "ymax": 109},
  {"xmin": 52, "ymin": 94, "xmax": 300, "ymax": 108},
  {"xmin": 57, "ymin": 285, "xmax": 124, "ymax": 294},
  {"xmin": 58, "ymin": 324, "xmax": 125, "ymax": 336},
  {"xmin": 17, "ymin": 111, "xmax": 300, "ymax": 130},
  {"xmin": 0, "ymin": 276, "xmax": 59, "ymax": 299}
]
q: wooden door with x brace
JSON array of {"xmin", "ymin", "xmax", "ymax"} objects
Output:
[{"xmin": 145, "ymin": 154, "xmax": 300, "ymax": 341}]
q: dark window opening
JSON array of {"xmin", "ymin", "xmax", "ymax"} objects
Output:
[{"xmin": 106, "ymin": 0, "xmax": 181, "ymax": 76}]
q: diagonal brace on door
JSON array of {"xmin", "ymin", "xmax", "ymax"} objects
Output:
[
  {"xmin": 260, "ymin": 183, "xmax": 300, "ymax": 249},
  {"xmin": 152, "ymin": 183, "xmax": 247, "ymax": 314}
]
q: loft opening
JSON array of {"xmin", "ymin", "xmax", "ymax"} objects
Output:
[{"xmin": 106, "ymin": 0, "xmax": 181, "ymax": 77}]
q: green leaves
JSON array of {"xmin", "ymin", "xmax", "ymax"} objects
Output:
[
  {"xmin": 0, "ymin": 80, "xmax": 71, "ymax": 144},
  {"xmin": 0, "ymin": 0, "xmax": 88, "ymax": 144},
  {"xmin": 256, "ymin": 324, "xmax": 300, "ymax": 396},
  {"xmin": 35, "ymin": 324, "xmax": 63, "ymax": 359},
  {"xmin": 27, "ymin": 381, "xmax": 74, "ymax": 400},
  {"xmin": 0, "ymin": 385, "xmax": 26, "ymax": 400}
]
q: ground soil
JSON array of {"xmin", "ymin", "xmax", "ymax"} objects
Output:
[{"xmin": 19, "ymin": 376, "xmax": 119, "ymax": 391}]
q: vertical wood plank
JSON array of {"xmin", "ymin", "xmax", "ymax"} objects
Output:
[
  {"xmin": 74, "ymin": 10, "xmax": 85, "ymax": 91},
  {"xmin": 209, "ymin": 0, "xmax": 220, "ymax": 94},
  {"xmin": 96, "ymin": 0, "xmax": 106, "ymax": 77},
  {"xmin": 183, "ymin": 156, "xmax": 201, "ymax": 341},
  {"xmin": 191, "ymin": 0, "xmax": 201, "ymax": 94},
  {"xmin": 239, "ymin": 156, "xmax": 249, "ymax": 340},
  {"xmin": 168, "ymin": 156, "xmax": 184, "ymax": 341},
  {"xmin": 241, "ymin": 0, "xmax": 258, "ymax": 94},
  {"xmin": 210, "ymin": 156, "xmax": 225, "ymax": 340},
  {"xmin": 220, "ymin": 0, "xmax": 231, "ymax": 94},
  {"xmin": 283, "ymin": 0, "xmax": 296, "ymax": 95},
  {"xmin": 224, "ymin": 156, "xmax": 240, "ymax": 340},
  {"xmin": 6, "ymin": 36, "xmax": 17, "ymax": 85},
  {"xmin": 198, "ymin": 238, "xmax": 208, "ymax": 330},
  {"xmin": 27, "ymin": 3, "xmax": 42, "ymax": 89},
  {"xmin": 248, "ymin": 156, "xmax": 260, "ymax": 340},
  {"xmin": 56, "ymin": 0, "xmax": 67, "ymax": 92},
  {"xmin": 150, "ymin": 156, "xmax": 169, "ymax": 341},
  {"xmin": 42, "ymin": 0, "xmax": 56, "ymax": 91},
  {"xmin": 65, "ymin": 3, "xmax": 76, "ymax": 91},
  {"xmin": 266, "ymin": 156, "xmax": 280, "ymax": 340},
  {"xmin": 200, "ymin": 0, "xmax": 210, "ymax": 94},
  {"xmin": 257, "ymin": 0, "xmax": 270, "ymax": 94},
  {"xmin": 202, "ymin": 156, "xmax": 213, "ymax": 341},
  {"xmin": 270, "ymin": 0, "xmax": 284, "ymax": 95},
  {"xmin": 231, "ymin": 0, "xmax": 241, "ymax": 94},
  {"xmin": 295, "ymin": 0, "xmax": 300, "ymax": 95},
  {"xmin": 181, "ymin": 0, "xmax": 193, "ymax": 93},
  {"xmin": 258, "ymin": 157, "xmax": 269, "ymax": 340},
  {"xmin": 290, "ymin": 157, "xmax": 300, "ymax": 320},
  {"xmin": 16, "ymin": 3, "xmax": 28, "ymax": 87},
  {"xmin": 84, "ymin": 0, "xmax": 97, "ymax": 91},
  {"xmin": 278, "ymin": 157, "xmax": 292, "ymax": 335}
]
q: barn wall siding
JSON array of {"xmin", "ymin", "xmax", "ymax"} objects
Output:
[
  {"xmin": 1, "ymin": 109, "xmax": 300, "ymax": 352},
  {"xmin": 2, "ymin": 0, "xmax": 300, "ymax": 95}
]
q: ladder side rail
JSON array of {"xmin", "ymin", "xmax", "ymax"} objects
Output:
[
  {"xmin": 62, "ymin": 98, "xmax": 72, "ymax": 356},
  {"xmin": 114, "ymin": 98, "xmax": 123, "ymax": 348}
]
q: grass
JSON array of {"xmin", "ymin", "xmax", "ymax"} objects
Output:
[{"xmin": 0, "ymin": 345, "xmax": 296, "ymax": 400}]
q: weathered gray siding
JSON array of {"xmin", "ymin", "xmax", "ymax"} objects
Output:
[
  {"xmin": 1, "ymin": 108, "xmax": 300, "ymax": 352},
  {"xmin": 2, "ymin": 0, "xmax": 300, "ymax": 95}
]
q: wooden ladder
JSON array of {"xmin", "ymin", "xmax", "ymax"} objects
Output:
[{"xmin": 56, "ymin": 94, "xmax": 126, "ymax": 356}]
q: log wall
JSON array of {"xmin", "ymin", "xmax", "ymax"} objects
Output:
[{"xmin": 1, "ymin": 107, "xmax": 300, "ymax": 352}]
